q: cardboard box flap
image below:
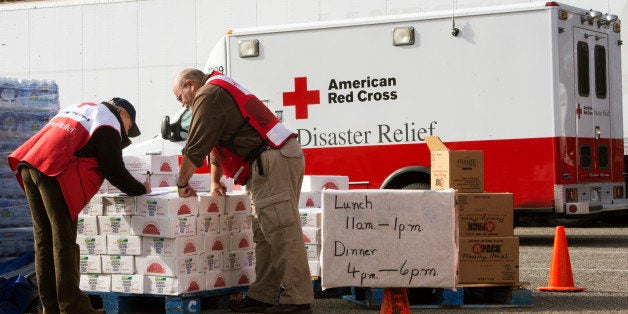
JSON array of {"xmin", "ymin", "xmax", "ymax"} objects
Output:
[{"xmin": 425, "ymin": 136, "xmax": 449, "ymax": 151}]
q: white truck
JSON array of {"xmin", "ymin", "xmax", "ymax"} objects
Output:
[{"xmin": 135, "ymin": 2, "xmax": 628, "ymax": 225}]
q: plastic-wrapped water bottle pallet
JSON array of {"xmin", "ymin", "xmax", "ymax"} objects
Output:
[
  {"xmin": 343, "ymin": 283, "xmax": 532, "ymax": 309},
  {"xmin": 86, "ymin": 286, "xmax": 247, "ymax": 314}
]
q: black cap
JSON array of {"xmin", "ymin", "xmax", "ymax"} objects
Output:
[{"xmin": 111, "ymin": 97, "xmax": 141, "ymax": 137}]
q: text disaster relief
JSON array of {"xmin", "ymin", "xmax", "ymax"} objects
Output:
[{"xmin": 288, "ymin": 75, "xmax": 437, "ymax": 147}]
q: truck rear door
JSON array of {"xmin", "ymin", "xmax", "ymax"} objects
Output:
[{"xmin": 574, "ymin": 27, "xmax": 611, "ymax": 183}]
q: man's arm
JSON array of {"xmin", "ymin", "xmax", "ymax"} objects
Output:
[
  {"xmin": 210, "ymin": 162, "xmax": 226, "ymax": 196},
  {"xmin": 177, "ymin": 155, "xmax": 198, "ymax": 197}
]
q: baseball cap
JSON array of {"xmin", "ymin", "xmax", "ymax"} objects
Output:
[{"xmin": 111, "ymin": 97, "xmax": 141, "ymax": 137}]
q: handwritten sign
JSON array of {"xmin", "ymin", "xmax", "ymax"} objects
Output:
[{"xmin": 321, "ymin": 189, "xmax": 456, "ymax": 289}]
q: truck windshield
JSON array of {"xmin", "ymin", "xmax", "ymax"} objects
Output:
[{"xmin": 180, "ymin": 108, "xmax": 192, "ymax": 138}]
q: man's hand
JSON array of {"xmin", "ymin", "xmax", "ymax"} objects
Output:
[
  {"xmin": 210, "ymin": 182, "xmax": 227, "ymax": 196},
  {"xmin": 143, "ymin": 181, "xmax": 152, "ymax": 194},
  {"xmin": 178, "ymin": 185, "xmax": 197, "ymax": 198}
]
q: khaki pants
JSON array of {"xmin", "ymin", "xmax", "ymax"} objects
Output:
[
  {"xmin": 245, "ymin": 138, "xmax": 314, "ymax": 305},
  {"xmin": 20, "ymin": 166, "xmax": 96, "ymax": 314}
]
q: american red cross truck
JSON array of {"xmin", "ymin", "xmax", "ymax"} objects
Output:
[{"xmin": 138, "ymin": 2, "xmax": 628, "ymax": 225}]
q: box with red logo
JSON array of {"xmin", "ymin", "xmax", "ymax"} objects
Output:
[
  {"xmin": 111, "ymin": 274, "xmax": 144, "ymax": 294},
  {"xmin": 204, "ymin": 233, "xmax": 230, "ymax": 252},
  {"xmin": 136, "ymin": 255, "xmax": 199, "ymax": 277},
  {"xmin": 131, "ymin": 216, "xmax": 196, "ymax": 238},
  {"xmin": 302, "ymin": 227, "xmax": 320, "ymax": 244},
  {"xmin": 123, "ymin": 155, "xmax": 179, "ymax": 175},
  {"xmin": 142, "ymin": 235, "xmax": 201, "ymax": 257},
  {"xmin": 136, "ymin": 193, "xmax": 198, "ymax": 217},
  {"xmin": 457, "ymin": 193, "xmax": 514, "ymax": 237},
  {"xmin": 458, "ymin": 237, "xmax": 519, "ymax": 284},
  {"xmin": 237, "ymin": 213, "xmax": 254, "ymax": 233},
  {"xmin": 205, "ymin": 270, "xmax": 230, "ymax": 290},
  {"xmin": 302, "ymin": 175, "xmax": 349, "ymax": 192},
  {"xmin": 145, "ymin": 173, "xmax": 177, "ymax": 188},
  {"xmin": 227, "ymin": 267, "xmax": 255, "ymax": 287},
  {"xmin": 230, "ymin": 231, "xmax": 254, "ymax": 251},
  {"xmin": 106, "ymin": 235, "xmax": 142, "ymax": 255},
  {"xmin": 198, "ymin": 194, "xmax": 225, "ymax": 214},
  {"xmin": 145, "ymin": 274, "xmax": 205, "ymax": 295},
  {"xmin": 225, "ymin": 193, "xmax": 252, "ymax": 215},
  {"xmin": 426, "ymin": 136, "xmax": 484, "ymax": 193},
  {"xmin": 299, "ymin": 191, "xmax": 321, "ymax": 208}
]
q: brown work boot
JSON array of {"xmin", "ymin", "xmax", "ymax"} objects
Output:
[{"xmin": 264, "ymin": 303, "xmax": 312, "ymax": 313}]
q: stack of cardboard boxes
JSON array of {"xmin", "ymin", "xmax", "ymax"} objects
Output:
[
  {"xmin": 298, "ymin": 176, "xmax": 349, "ymax": 279},
  {"xmin": 427, "ymin": 136, "xmax": 519, "ymax": 285},
  {"xmin": 77, "ymin": 156, "xmax": 255, "ymax": 295}
]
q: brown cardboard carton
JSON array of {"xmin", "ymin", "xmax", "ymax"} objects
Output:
[
  {"xmin": 457, "ymin": 193, "xmax": 514, "ymax": 237},
  {"xmin": 426, "ymin": 136, "xmax": 484, "ymax": 192},
  {"xmin": 457, "ymin": 237, "xmax": 519, "ymax": 284}
]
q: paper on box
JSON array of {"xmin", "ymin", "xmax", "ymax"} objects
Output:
[
  {"xmin": 142, "ymin": 235, "xmax": 201, "ymax": 256},
  {"xmin": 321, "ymin": 189, "xmax": 457, "ymax": 289},
  {"xmin": 111, "ymin": 274, "xmax": 144, "ymax": 294},
  {"xmin": 131, "ymin": 215, "xmax": 196, "ymax": 238},
  {"xmin": 106, "ymin": 235, "xmax": 142, "ymax": 255},
  {"xmin": 123, "ymin": 155, "xmax": 179, "ymax": 174},
  {"xmin": 101, "ymin": 255, "xmax": 135, "ymax": 274},
  {"xmin": 190, "ymin": 174, "xmax": 211, "ymax": 192},
  {"xmin": 102, "ymin": 195, "xmax": 136, "ymax": 216}
]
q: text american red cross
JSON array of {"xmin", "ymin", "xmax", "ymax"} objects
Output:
[{"xmin": 283, "ymin": 77, "xmax": 320, "ymax": 119}]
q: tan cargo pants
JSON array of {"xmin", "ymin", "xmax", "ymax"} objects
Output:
[{"xmin": 245, "ymin": 138, "xmax": 315, "ymax": 305}]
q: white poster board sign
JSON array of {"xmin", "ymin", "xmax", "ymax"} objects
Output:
[{"xmin": 321, "ymin": 189, "xmax": 457, "ymax": 289}]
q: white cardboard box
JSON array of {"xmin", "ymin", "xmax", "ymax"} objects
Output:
[
  {"xmin": 299, "ymin": 208, "xmax": 322, "ymax": 228},
  {"xmin": 77, "ymin": 216, "xmax": 98, "ymax": 236},
  {"xmin": 224, "ymin": 194, "xmax": 252, "ymax": 215},
  {"xmin": 199, "ymin": 252, "xmax": 223, "ymax": 273},
  {"xmin": 136, "ymin": 193, "xmax": 198, "ymax": 217},
  {"xmin": 131, "ymin": 215, "xmax": 196, "ymax": 238},
  {"xmin": 101, "ymin": 255, "xmax": 135, "ymax": 274},
  {"xmin": 80, "ymin": 274, "xmax": 111, "ymax": 292},
  {"xmin": 302, "ymin": 227, "xmax": 320, "ymax": 244},
  {"xmin": 302, "ymin": 175, "xmax": 349, "ymax": 192},
  {"xmin": 136, "ymin": 255, "xmax": 199, "ymax": 277},
  {"xmin": 309, "ymin": 260, "xmax": 321, "ymax": 278},
  {"xmin": 77, "ymin": 235, "xmax": 107, "ymax": 255},
  {"xmin": 142, "ymin": 235, "xmax": 202, "ymax": 257},
  {"xmin": 205, "ymin": 271, "xmax": 229, "ymax": 290},
  {"xmin": 321, "ymin": 189, "xmax": 457, "ymax": 289},
  {"xmin": 102, "ymin": 195, "xmax": 136, "ymax": 216},
  {"xmin": 227, "ymin": 267, "xmax": 255, "ymax": 287},
  {"xmin": 123, "ymin": 155, "xmax": 179, "ymax": 175},
  {"xmin": 111, "ymin": 274, "xmax": 145, "ymax": 294},
  {"xmin": 106, "ymin": 235, "xmax": 142, "ymax": 255},
  {"xmin": 299, "ymin": 191, "xmax": 322, "ymax": 208},
  {"xmin": 79, "ymin": 255, "xmax": 101, "ymax": 274},
  {"xmin": 79, "ymin": 196, "xmax": 104, "ymax": 216},
  {"xmin": 145, "ymin": 274, "xmax": 205, "ymax": 295},
  {"xmin": 230, "ymin": 231, "xmax": 255, "ymax": 251},
  {"xmin": 204, "ymin": 234, "xmax": 230, "ymax": 252},
  {"xmin": 220, "ymin": 214, "xmax": 239, "ymax": 234},
  {"xmin": 305, "ymin": 244, "xmax": 321, "ymax": 261},
  {"xmin": 97, "ymin": 215, "xmax": 133, "ymax": 235},
  {"xmin": 197, "ymin": 214, "xmax": 220, "ymax": 234},
  {"xmin": 198, "ymin": 194, "xmax": 225, "ymax": 214}
]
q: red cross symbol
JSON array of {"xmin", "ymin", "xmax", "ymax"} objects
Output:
[
  {"xmin": 283, "ymin": 77, "xmax": 320, "ymax": 120},
  {"xmin": 576, "ymin": 103, "xmax": 582, "ymax": 119}
]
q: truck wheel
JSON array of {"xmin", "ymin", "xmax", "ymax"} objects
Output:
[{"xmin": 381, "ymin": 172, "xmax": 430, "ymax": 190}]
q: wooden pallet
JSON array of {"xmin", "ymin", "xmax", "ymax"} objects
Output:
[
  {"xmin": 87, "ymin": 287, "xmax": 247, "ymax": 314},
  {"xmin": 343, "ymin": 283, "xmax": 533, "ymax": 309}
]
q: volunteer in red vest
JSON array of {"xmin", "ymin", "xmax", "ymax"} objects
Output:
[
  {"xmin": 8, "ymin": 98, "xmax": 151, "ymax": 314},
  {"xmin": 172, "ymin": 68, "xmax": 314, "ymax": 313}
]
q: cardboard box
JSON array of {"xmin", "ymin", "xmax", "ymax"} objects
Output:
[
  {"xmin": 106, "ymin": 235, "xmax": 142, "ymax": 255},
  {"xmin": 131, "ymin": 215, "xmax": 196, "ymax": 238},
  {"xmin": 305, "ymin": 244, "xmax": 320, "ymax": 261},
  {"xmin": 189, "ymin": 173, "xmax": 211, "ymax": 192},
  {"xmin": 77, "ymin": 216, "xmax": 98, "ymax": 236},
  {"xmin": 197, "ymin": 214, "xmax": 220, "ymax": 234},
  {"xmin": 200, "ymin": 252, "xmax": 223, "ymax": 273},
  {"xmin": 230, "ymin": 231, "xmax": 255, "ymax": 251},
  {"xmin": 220, "ymin": 214, "xmax": 239, "ymax": 234},
  {"xmin": 80, "ymin": 274, "xmax": 111, "ymax": 292},
  {"xmin": 145, "ymin": 274, "xmax": 205, "ymax": 295},
  {"xmin": 302, "ymin": 227, "xmax": 320, "ymax": 244},
  {"xmin": 457, "ymin": 193, "xmax": 514, "ymax": 237},
  {"xmin": 426, "ymin": 136, "xmax": 484, "ymax": 192},
  {"xmin": 111, "ymin": 274, "xmax": 144, "ymax": 294},
  {"xmin": 79, "ymin": 196, "xmax": 104, "ymax": 216},
  {"xmin": 309, "ymin": 260, "xmax": 321, "ymax": 278},
  {"xmin": 458, "ymin": 237, "xmax": 519, "ymax": 284},
  {"xmin": 102, "ymin": 195, "xmax": 136, "ymax": 216},
  {"xmin": 97, "ymin": 215, "xmax": 133, "ymax": 235},
  {"xmin": 299, "ymin": 191, "xmax": 322, "ymax": 208},
  {"xmin": 136, "ymin": 193, "xmax": 198, "ymax": 217},
  {"xmin": 136, "ymin": 255, "xmax": 199, "ymax": 277},
  {"xmin": 204, "ymin": 234, "xmax": 230, "ymax": 252},
  {"xmin": 239, "ymin": 250, "xmax": 255, "ymax": 269},
  {"xmin": 198, "ymin": 194, "xmax": 225, "ymax": 214},
  {"xmin": 79, "ymin": 255, "xmax": 101, "ymax": 274},
  {"xmin": 123, "ymin": 155, "xmax": 179, "ymax": 174},
  {"xmin": 142, "ymin": 235, "xmax": 202, "ymax": 256},
  {"xmin": 225, "ymin": 194, "xmax": 252, "ymax": 215},
  {"xmin": 299, "ymin": 208, "xmax": 322, "ymax": 228},
  {"xmin": 227, "ymin": 267, "xmax": 255, "ymax": 287},
  {"xmin": 302, "ymin": 175, "xmax": 349, "ymax": 192},
  {"xmin": 101, "ymin": 255, "xmax": 135, "ymax": 274},
  {"xmin": 205, "ymin": 271, "xmax": 229, "ymax": 290},
  {"xmin": 77, "ymin": 235, "xmax": 107, "ymax": 255}
]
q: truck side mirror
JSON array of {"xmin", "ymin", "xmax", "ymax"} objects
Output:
[{"xmin": 161, "ymin": 116, "xmax": 172, "ymax": 140}]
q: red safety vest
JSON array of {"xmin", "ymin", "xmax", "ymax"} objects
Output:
[
  {"xmin": 206, "ymin": 72, "xmax": 294, "ymax": 185},
  {"xmin": 8, "ymin": 102, "xmax": 121, "ymax": 219}
]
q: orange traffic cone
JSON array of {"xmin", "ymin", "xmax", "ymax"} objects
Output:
[
  {"xmin": 537, "ymin": 226, "xmax": 585, "ymax": 292},
  {"xmin": 380, "ymin": 288, "xmax": 410, "ymax": 314}
]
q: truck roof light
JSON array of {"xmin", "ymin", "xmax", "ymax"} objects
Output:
[
  {"xmin": 392, "ymin": 27, "xmax": 415, "ymax": 46},
  {"xmin": 545, "ymin": 2, "xmax": 559, "ymax": 6},
  {"xmin": 581, "ymin": 9, "xmax": 603, "ymax": 25},
  {"xmin": 239, "ymin": 39, "xmax": 259, "ymax": 58}
]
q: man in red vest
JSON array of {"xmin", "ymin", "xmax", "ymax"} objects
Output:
[
  {"xmin": 172, "ymin": 69, "xmax": 314, "ymax": 313},
  {"xmin": 8, "ymin": 98, "xmax": 151, "ymax": 314}
]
